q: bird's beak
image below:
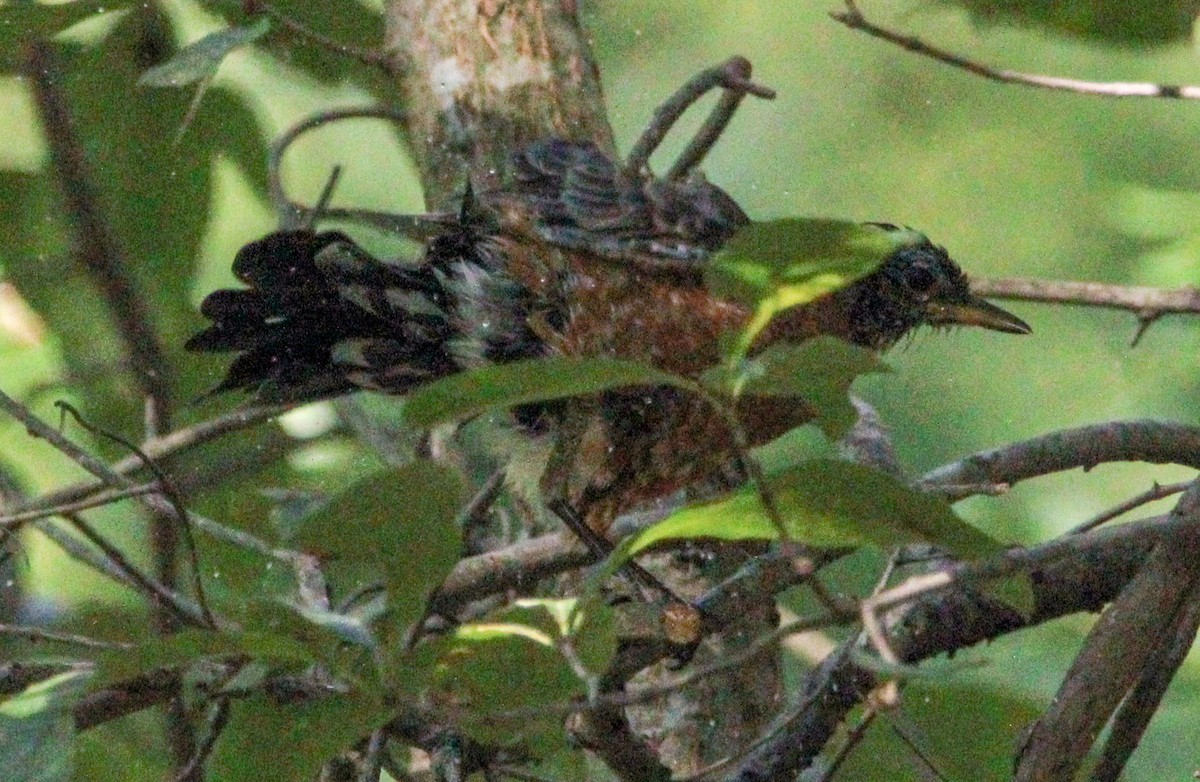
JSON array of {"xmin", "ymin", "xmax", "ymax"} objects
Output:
[{"xmin": 926, "ymin": 296, "xmax": 1031, "ymax": 335}]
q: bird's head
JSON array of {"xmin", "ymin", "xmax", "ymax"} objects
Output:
[{"xmin": 839, "ymin": 224, "xmax": 1031, "ymax": 350}]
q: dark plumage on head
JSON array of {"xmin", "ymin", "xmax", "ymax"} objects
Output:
[{"xmin": 837, "ymin": 225, "xmax": 1031, "ymax": 350}]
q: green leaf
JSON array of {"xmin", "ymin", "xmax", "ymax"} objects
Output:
[
  {"xmin": 253, "ymin": 0, "xmax": 389, "ymax": 91},
  {"xmin": 0, "ymin": 672, "xmax": 85, "ymax": 782},
  {"xmin": 92, "ymin": 628, "xmax": 316, "ymax": 691},
  {"xmin": 210, "ymin": 690, "xmax": 390, "ymax": 782},
  {"xmin": 622, "ymin": 459, "xmax": 1007, "ymax": 559},
  {"xmin": 293, "ymin": 460, "xmax": 465, "ymax": 631},
  {"xmin": 495, "ymin": 598, "xmax": 618, "ymax": 675},
  {"xmin": 702, "ymin": 336, "xmax": 890, "ymax": 439},
  {"xmin": 402, "ymin": 356, "xmax": 693, "ymax": 429},
  {"xmin": 938, "ymin": 0, "xmax": 1199, "ymax": 46},
  {"xmin": 432, "ymin": 620, "xmax": 582, "ymax": 750},
  {"xmin": 0, "ymin": 2, "xmax": 111, "ymax": 70},
  {"xmin": 138, "ymin": 18, "xmax": 271, "ymax": 87},
  {"xmin": 707, "ymin": 219, "xmax": 921, "ymax": 355}
]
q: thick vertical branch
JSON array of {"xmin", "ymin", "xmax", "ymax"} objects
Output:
[{"xmin": 384, "ymin": 0, "xmax": 614, "ymax": 209}]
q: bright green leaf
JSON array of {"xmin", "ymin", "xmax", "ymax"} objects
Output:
[
  {"xmin": 0, "ymin": 672, "xmax": 84, "ymax": 782},
  {"xmin": 433, "ymin": 622, "xmax": 581, "ymax": 749},
  {"xmin": 0, "ymin": 672, "xmax": 87, "ymax": 719},
  {"xmin": 293, "ymin": 460, "xmax": 465, "ymax": 632},
  {"xmin": 402, "ymin": 356, "xmax": 693, "ymax": 429},
  {"xmin": 623, "ymin": 459, "xmax": 1006, "ymax": 559},
  {"xmin": 0, "ymin": 2, "xmax": 111, "ymax": 69},
  {"xmin": 707, "ymin": 219, "xmax": 922, "ymax": 355},
  {"xmin": 495, "ymin": 598, "xmax": 618, "ymax": 675},
  {"xmin": 138, "ymin": 18, "xmax": 271, "ymax": 88}
]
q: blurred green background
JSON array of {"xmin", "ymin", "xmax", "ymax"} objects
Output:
[{"xmin": 1, "ymin": 0, "xmax": 1199, "ymax": 779}]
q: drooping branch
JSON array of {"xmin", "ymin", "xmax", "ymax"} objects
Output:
[{"xmin": 831, "ymin": 0, "xmax": 1200, "ymax": 100}]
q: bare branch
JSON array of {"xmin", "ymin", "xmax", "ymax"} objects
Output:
[
  {"xmin": 15, "ymin": 403, "xmax": 285, "ymax": 520},
  {"xmin": 921, "ymin": 420, "xmax": 1200, "ymax": 502},
  {"xmin": 0, "ymin": 483, "xmax": 160, "ymax": 531},
  {"xmin": 721, "ymin": 511, "xmax": 1176, "ymax": 781},
  {"xmin": 0, "ymin": 622, "xmax": 132, "ymax": 650},
  {"xmin": 1069, "ymin": 480, "xmax": 1192, "ymax": 534},
  {"xmin": 831, "ymin": 1, "xmax": 1200, "ymax": 100},
  {"xmin": 1014, "ymin": 481, "xmax": 1200, "ymax": 780},
  {"xmin": 1090, "ymin": 571, "xmax": 1200, "ymax": 781}
]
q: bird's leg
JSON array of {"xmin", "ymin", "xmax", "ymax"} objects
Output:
[
  {"xmin": 624, "ymin": 55, "xmax": 776, "ymax": 179},
  {"xmin": 540, "ymin": 402, "xmax": 679, "ymax": 603},
  {"xmin": 546, "ymin": 498, "xmax": 679, "ymax": 603}
]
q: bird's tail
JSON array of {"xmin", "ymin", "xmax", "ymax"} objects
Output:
[{"xmin": 186, "ymin": 230, "xmax": 460, "ymax": 403}]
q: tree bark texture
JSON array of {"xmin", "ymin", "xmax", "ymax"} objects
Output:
[{"xmin": 385, "ymin": 0, "xmax": 614, "ymax": 209}]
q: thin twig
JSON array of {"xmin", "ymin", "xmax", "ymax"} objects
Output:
[
  {"xmin": 884, "ymin": 714, "xmax": 951, "ymax": 782},
  {"xmin": 255, "ymin": 2, "xmax": 393, "ymax": 72},
  {"xmin": 625, "ymin": 55, "xmax": 774, "ymax": 176},
  {"xmin": 1069, "ymin": 480, "xmax": 1192, "ymax": 535},
  {"xmin": 267, "ymin": 106, "xmax": 453, "ymax": 233},
  {"xmin": 358, "ymin": 727, "xmax": 387, "ymax": 782},
  {"xmin": 55, "ymin": 402, "xmax": 215, "ymax": 627},
  {"xmin": 17, "ymin": 403, "xmax": 286, "ymax": 519},
  {"xmin": 1089, "ymin": 569, "xmax": 1200, "ymax": 781},
  {"xmin": 831, "ymin": 0, "xmax": 1200, "ymax": 100},
  {"xmin": 171, "ymin": 698, "xmax": 231, "ymax": 782},
  {"xmin": 0, "ymin": 391, "xmax": 212, "ymax": 627},
  {"xmin": 0, "ymin": 622, "xmax": 133, "ymax": 650},
  {"xmin": 0, "ymin": 483, "xmax": 160, "ymax": 531},
  {"xmin": 815, "ymin": 709, "xmax": 877, "ymax": 782}
]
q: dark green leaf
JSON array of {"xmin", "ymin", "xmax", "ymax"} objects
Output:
[
  {"xmin": 138, "ymin": 18, "xmax": 270, "ymax": 87},
  {"xmin": 210, "ymin": 690, "xmax": 390, "ymax": 782},
  {"xmin": 402, "ymin": 356, "xmax": 692, "ymax": 429},
  {"xmin": 91, "ymin": 628, "xmax": 316, "ymax": 691},
  {"xmin": 2, "ymin": 9, "xmax": 273, "ymax": 449},
  {"xmin": 432, "ymin": 621, "xmax": 581, "ymax": 749},
  {"xmin": 939, "ymin": 0, "xmax": 1200, "ymax": 46},
  {"xmin": 623, "ymin": 459, "xmax": 1006, "ymax": 559},
  {"xmin": 253, "ymin": 0, "xmax": 389, "ymax": 92},
  {"xmin": 293, "ymin": 460, "xmax": 464, "ymax": 631},
  {"xmin": 702, "ymin": 336, "xmax": 890, "ymax": 438}
]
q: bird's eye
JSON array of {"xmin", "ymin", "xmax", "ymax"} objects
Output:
[{"xmin": 901, "ymin": 264, "xmax": 936, "ymax": 294}]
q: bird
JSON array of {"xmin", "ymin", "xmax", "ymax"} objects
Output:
[{"xmin": 186, "ymin": 60, "xmax": 1031, "ymax": 563}]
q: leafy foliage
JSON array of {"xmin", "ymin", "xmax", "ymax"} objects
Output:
[
  {"xmin": 939, "ymin": 0, "xmax": 1200, "ymax": 46},
  {"xmin": 622, "ymin": 458, "xmax": 1006, "ymax": 557},
  {"xmin": 703, "ymin": 336, "xmax": 890, "ymax": 438},
  {"xmin": 293, "ymin": 460, "xmax": 465, "ymax": 635}
]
